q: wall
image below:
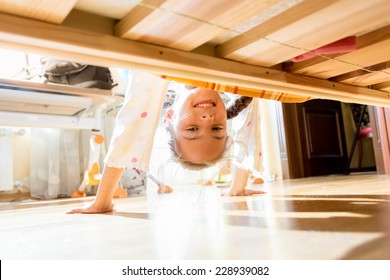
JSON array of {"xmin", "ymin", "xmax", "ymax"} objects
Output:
[{"xmin": 12, "ymin": 128, "xmax": 31, "ymax": 182}]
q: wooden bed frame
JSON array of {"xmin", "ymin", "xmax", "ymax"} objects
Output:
[{"xmin": 0, "ymin": 0, "xmax": 389, "ymax": 107}]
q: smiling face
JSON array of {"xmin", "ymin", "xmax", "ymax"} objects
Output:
[{"xmin": 167, "ymin": 87, "xmax": 227, "ymax": 165}]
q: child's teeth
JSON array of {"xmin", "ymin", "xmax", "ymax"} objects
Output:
[{"xmin": 197, "ymin": 103, "xmax": 213, "ymax": 107}]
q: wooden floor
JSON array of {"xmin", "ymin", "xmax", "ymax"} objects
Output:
[{"xmin": 1, "ymin": 173, "xmax": 390, "ymax": 260}]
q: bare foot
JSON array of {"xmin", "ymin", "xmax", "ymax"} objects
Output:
[{"xmin": 66, "ymin": 201, "xmax": 114, "ymax": 214}]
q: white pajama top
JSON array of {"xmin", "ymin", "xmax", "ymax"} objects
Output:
[
  {"xmin": 232, "ymin": 97, "xmax": 263, "ymax": 173},
  {"xmin": 104, "ymin": 70, "xmax": 169, "ymax": 171}
]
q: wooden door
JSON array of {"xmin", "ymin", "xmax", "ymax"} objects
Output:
[{"xmin": 283, "ymin": 99, "xmax": 348, "ymax": 177}]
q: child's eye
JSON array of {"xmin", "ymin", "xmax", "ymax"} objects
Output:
[
  {"xmin": 212, "ymin": 127, "xmax": 223, "ymax": 131},
  {"xmin": 186, "ymin": 127, "xmax": 198, "ymax": 132}
]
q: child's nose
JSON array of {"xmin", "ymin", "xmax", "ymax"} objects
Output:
[{"xmin": 201, "ymin": 113, "xmax": 214, "ymax": 120}]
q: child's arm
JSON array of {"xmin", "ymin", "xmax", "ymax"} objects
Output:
[
  {"xmin": 67, "ymin": 70, "xmax": 169, "ymax": 214},
  {"xmin": 67, "ymin": 166, "xmax": 124, "ymax": 214},
  {"xmin": 223, "ymin": 166, "xmax": 265, "ymax": 196}
]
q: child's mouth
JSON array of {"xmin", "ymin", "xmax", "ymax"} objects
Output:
[{"xmin": 194, "ymin": 100, "xmax": 216, "ymax": 108}]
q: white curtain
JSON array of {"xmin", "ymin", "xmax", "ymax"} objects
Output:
[
  {"xmin": 258, "ymin": 99, "xmax": 283, "ymax": 180},
  {"xmin": 29, "ymin": 128, "xmax": 87, "ymax": 199},
  {"xmin": 28, "ymin": 119, "xmax": 116, "ymax": 199}
]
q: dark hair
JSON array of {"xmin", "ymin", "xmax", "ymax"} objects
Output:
[
  {"xmin": 166, "ymin": 94, "xmax": 253, "ymax": 170},
  {"xmin": 226, "ymin": 96, "xmax": 253, "ymax": 119}
]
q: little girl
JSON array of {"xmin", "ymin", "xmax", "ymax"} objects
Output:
[{"xmin": 67, "ymin": 70, "xmax": 263, "ymax": 214}]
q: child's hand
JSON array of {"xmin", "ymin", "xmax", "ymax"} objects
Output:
[
  {"xmin": 222, "ymin": 187, "xmax": 266, "ymax": 196},
  {"xmin": 66, "ymin": 200, "xmax": 114, "ymax": 214},
  {"xmin": 222, "ymin": 166, "xmax": 265, "ymax": 196}
]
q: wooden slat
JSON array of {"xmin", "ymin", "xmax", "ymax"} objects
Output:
[
  {"xmin": 74, "ymin": 0, "xmax": 141, "ymax": 20},
  {"xmin": 62, "ymin": 9, "xmax": 117, "ymax": 35},
  {"xmin": 116, "ymin": 0, "xmax": 281, "ymax": 51},
  {"xmin": 289, "ymin": 25, "xmax": 390, "ymax": 79},
  {"xmin": 115, "ymin": 0, "xmax": 168, "ymax": 40},
  {"xmin": 331, "ymin": 61, "xmax": 390, "ymax": 87},
  {"xmin": 0, "ymin": 0, "xmax": 77, "ymax": 24},
  {"xmin": 217, "ymin": 0, "xmax": 337, "ymax": 65},
  {"xmin": 374, "ymin": 81, "xmax": 390, "ymax": 93},
  {"xmin": 217, "ymin": 0, "xmax": 390, "ymax": 67},
  {"xmin": 1, "ymin": 12, "xmax": 390, "ymax": 108}
]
